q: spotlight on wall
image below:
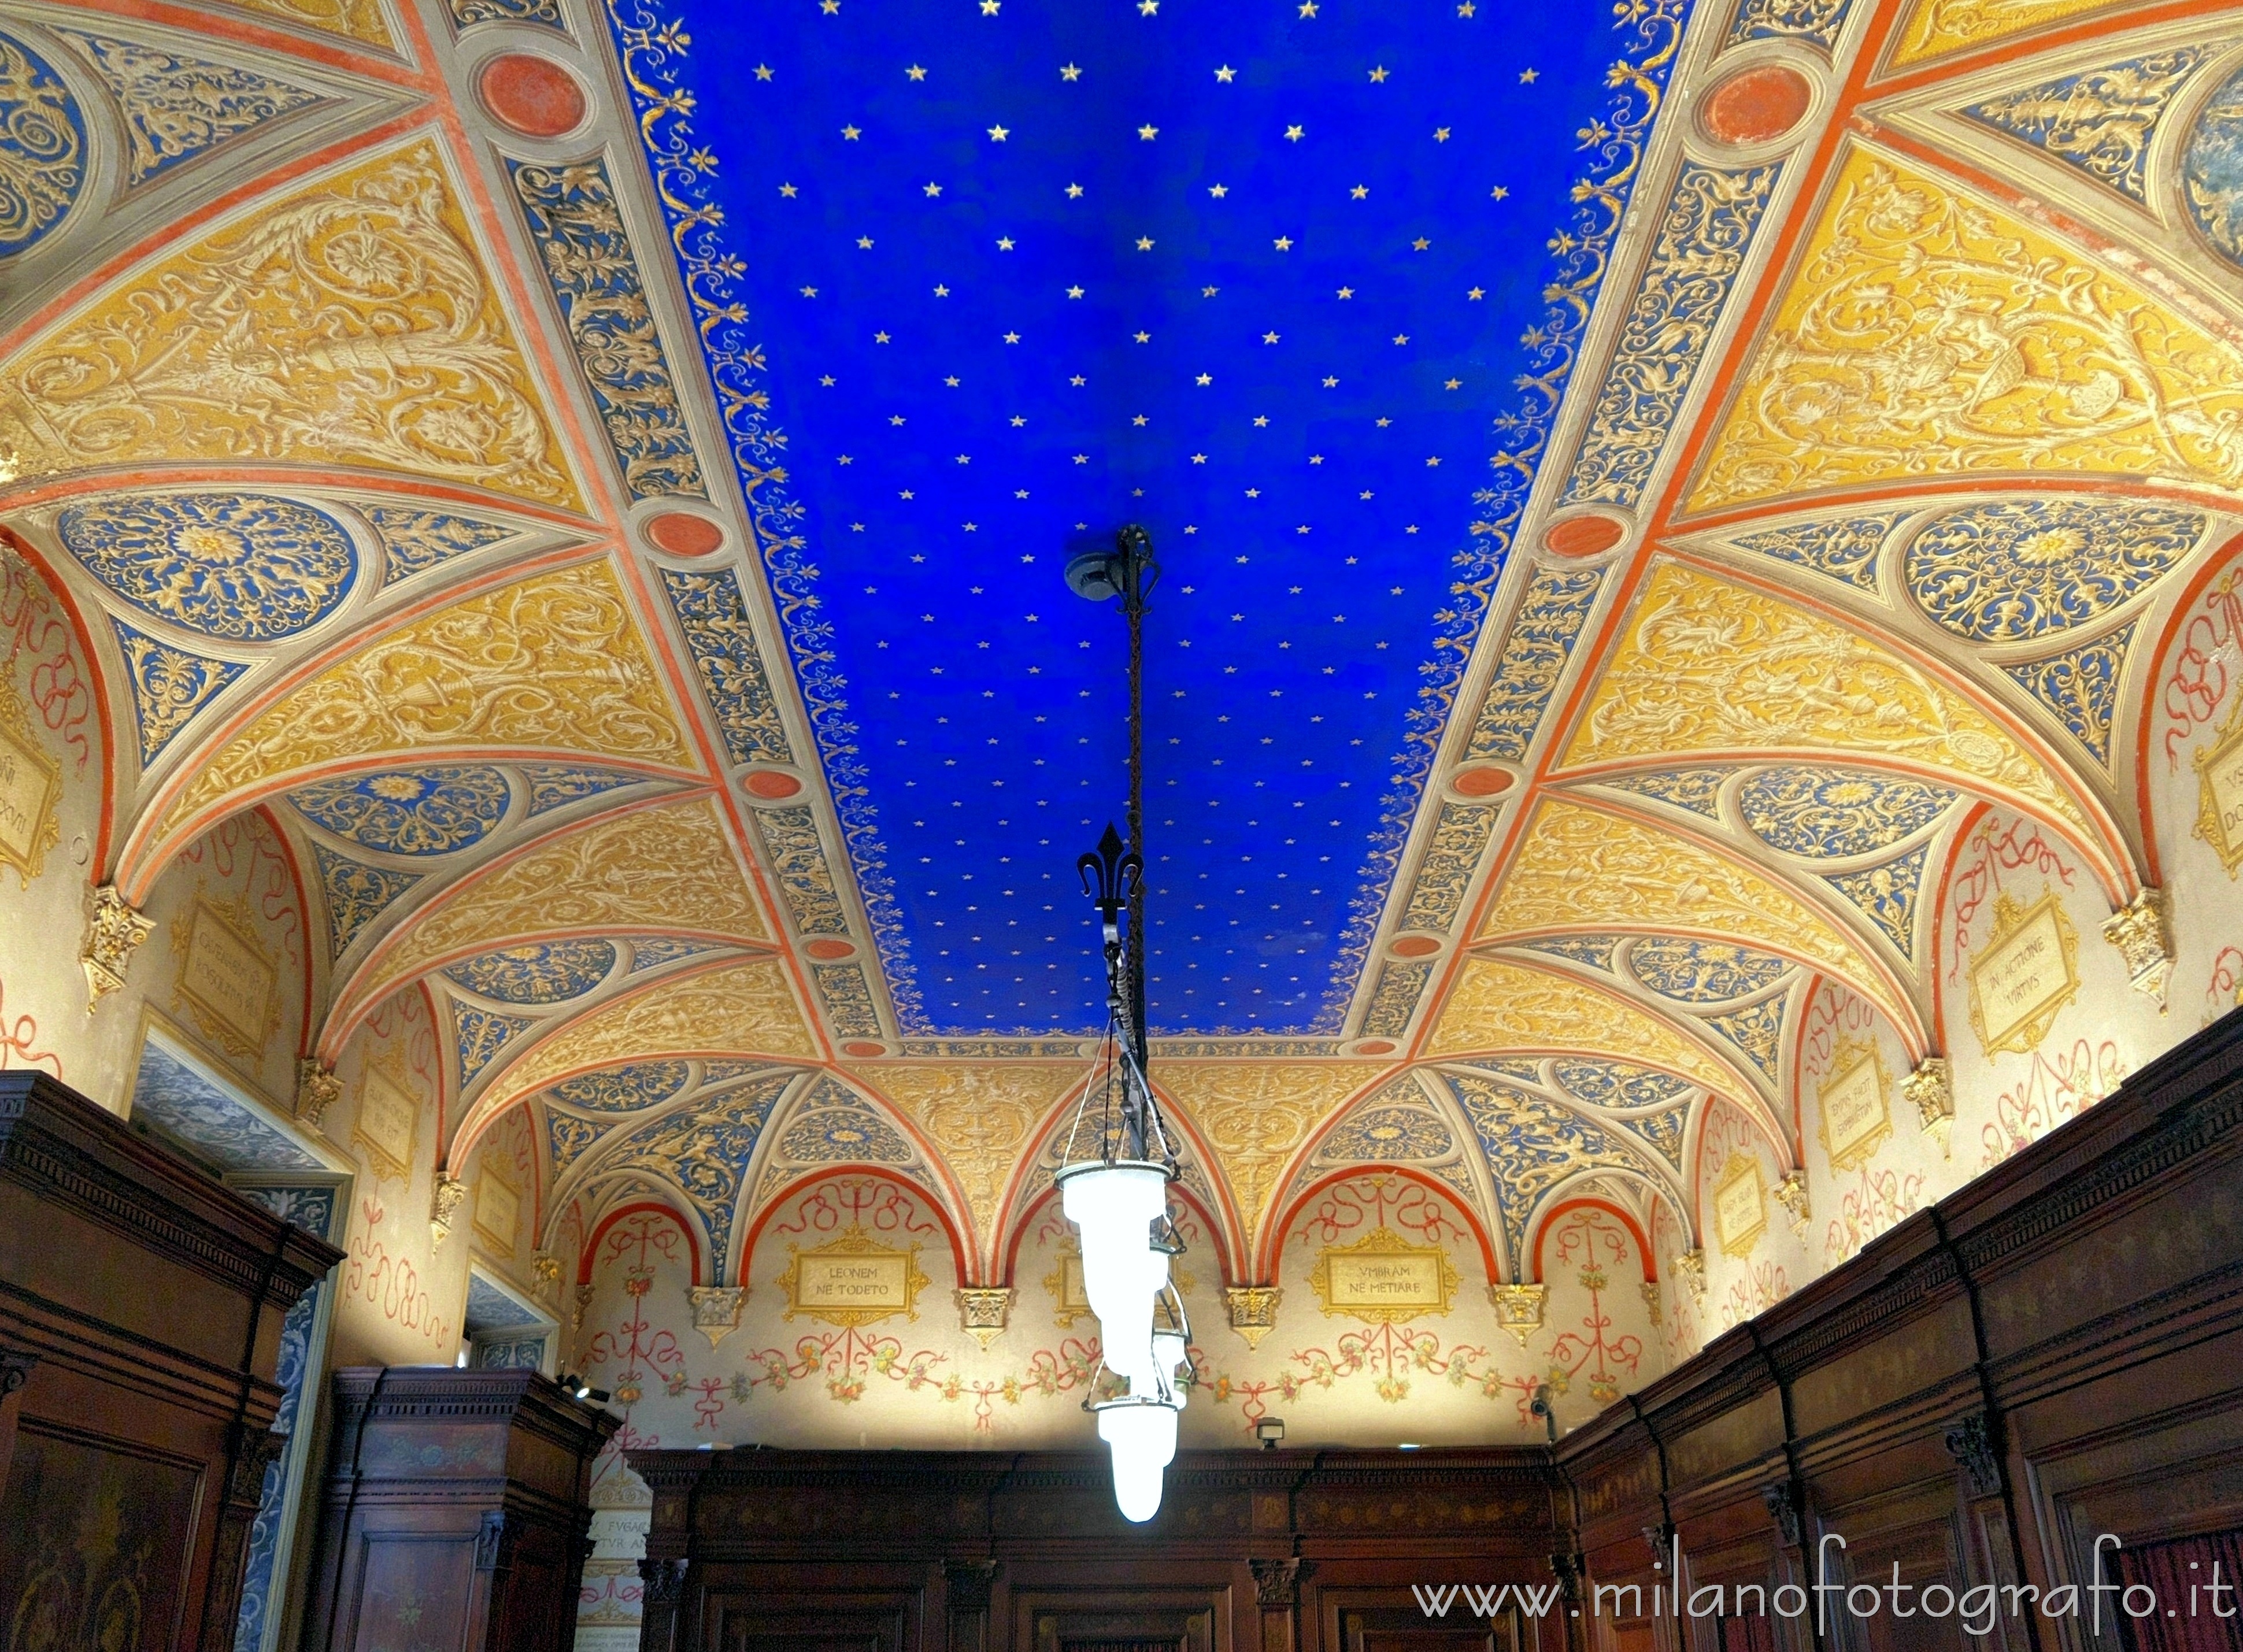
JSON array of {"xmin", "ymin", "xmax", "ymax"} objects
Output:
[
  {"xmin": 560, "ymin": 1373, "xmax": 611, "ymax": 1405},
  {"xmin": 1528, "ymin": 1382, "xmax": 1557, "ymax": 1446},
  {"xmin": 1256, "ymin": 1417, "xmax": 1286, "ymax": 1450}
]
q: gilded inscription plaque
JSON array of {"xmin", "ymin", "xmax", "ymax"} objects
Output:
[
  {"xmin": 780, "ymin": 1225, "xmax": 929, "ymax": 1328},
  {"xmin": 0, "ymin": 682, "xmax": 59, "ymax": 888},
  {"xmin": 1042, "ymin": 1239, "xmax": 1092, "ymax": 1328},
  {"xmin": 1307, "ymin": 1227, "xmax": 1459, "ymax": 1323},
  {"xmin": 475, "ymin": 1169, "xmax": 520, "ymax": 1254},
  {"xmin": 2195, "ymin": 698, "xmax": 2243, "ymax": 875},
  {"xmin": 1818, "ymin": 1040, "xmax": 1891, "ymax": 1173},
  {"xmin": 1713, "ymin": 1153, "xmax": 1766, "ymax": 1258},
  {"xmin": 1968, "ymin": 892, "xmax": 2079, "ymax": 1057},
  {"xmin": 353, "ymin": 1061, "xmax": 419, "ymax": 1183},
  {"xmin": 174, "ymin": 897, "xmax": 278, "ymax": 1059}
]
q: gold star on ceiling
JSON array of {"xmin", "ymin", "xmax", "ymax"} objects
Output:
[
  {"xmin": 1349, "ymin": 184, "xmax": 1368, "ymax": 199},
  {"xmin": 987, "ymin": 124, "xmax": 1009, "ymax": 140},
  {"xmin": 842, "ymin": 125, "xmax": 860, "ymax": 139},
  {"xmin": 1413, "ymin": 237, "xmax": 1430, "ymax": 250},
  {"xmin": 1009, "ymin": 415, "xmax": 1026, "ymax": 425},
  {"xmin": 1285, "ymin": 124, "xmax": 1304, "ymax": 141},
  {"xmin": 923, "ymin": 181, "xmax": 943, "ymax": 196},
  {"xmin": 1214, "ymin": 64, "xmax": 1235, "ymax": 82},
  {"xmin": 1060, "ymin": 62, "xmax": 1082, "ymax": 80},
  {"xmin": 1200, "ymin": 286, "xmax": 1218, "ymax": 297},
  {"xmin": 1261, "ymin": 331, "xmax": 1279, "ymax": 343},
  {"xmin": 1135, "ymin": 236, "xmax": 1154, "ymax": 250},
  {"xmin": 1003, "ymin": 331, "xmax": 1020, "ymax": 343},
  {"xmin": 755, "ymin": 64, "xmax": 774, "ymax": 79},
  {"xmin": 857, "ymin": 235, "xmax": 873, "ymax": 247},
  {"xmin": 1490, "ymin": 184, "xmax": 1509, "ymax": 199},
  {"xmin": 996, "ymin": 236, "xmax": 1015, "ymax": 249},
  {"xmin": 1444, "ymin": 377, "xmax": 1461, "ymax": 389},
  {"xmin": 1253, "ymin": 415, "xmax": 1269, "ymax": 426},
  {"xmin": 1190, "ymin": 453, "xmax": 1207, "ymax": 463},
  {"xmin": 1065, "ymin": 182, "xmax": 1085, "ymax": 197},
  {"xmin": 906, "ymin": 64, "xmax": 927, "ymax": 79},
  {"xmin": 1194, "ymin": 373, "xmax": 1212, "ymax": 385},
  {"xmin": 780, "ymin": 182, "xmax": 800, "ymax": 196},
  {"xmin": 1132, "ymin": 414, "xmax": 1149, "ymax": 425},
  {"xmin": 1519, "ymin": 66, "xmax": 1538, "ymax": 82},
  {"xmin": 1273, "ymin": 235, "xmax": 1293, "ymax": 250},
  {"xmin": 1467, "ymin": 285, "xmax": 1485, "ymax": 298},
  {"xmin": 875, "ymin": 330, "xmax": 891, "ymax": 342},
  {"xmin": 1391, "ymin": 333, "xmax": 1408, "ymax": 344},
  {"xmin": 1138, "ymin": 124, "xmax": 1158, "ymax": 140},
  {"xmin": 1433, "ymin": 127, "xmax": 1450, "ymax": 142},
  {"xmin": 1368, "ymin": 65, "xmax": 1388, "ymax": 82},
  {"xmin": 820, "ymin": 375, "xmax": 835, "ymax": 386},
  {"xmin": 800, "ymin": 284, "xmax": 817, "ymax": 296},
  {"xmin": 1336, "ymin": 286, "xmax": 1353, "ymax": 298},
  {"xmin": 1069, "ymin": 375, "xmax": 1085, "ymax": 385},
  {"xmin": 1208, "ymin": 183, "xmax": 1228, "ymax": 198},
  {"xmin": 934, "ymin": 284, "xmax": 950, "ymax": 295},
  {"xmin": 1133, "ymin": 331, "xmax": 1150, "ymax": 342},
  {"xmin": 1322, "ymin": 375, "xmax": 1338, "ymax": 386}
]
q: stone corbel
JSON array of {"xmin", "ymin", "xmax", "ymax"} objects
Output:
[
  {"xmin": 1903, "ymin": 1057, "xmax": 1953, "ymax": 1158},
  {"xmin": 294, "ymin": 1059, "xmax": 341, "ymax": 1131},
  {"xmin": 80, "ymin": 883, "xmax": 154, "ymax": 1012},
  {"xmin": 1673, "ymin": 1249, "xmax": 1707, "ymax": 1303},
  {"xmin": 688, "ymin": 1286, "xmax": 747, "ymax": 1349},
  {"xmin": 954, "ymin": 1286, "xmax": 1013, "ymax": 1349},
  {"xmin": 430, "ymin": 1173, "xmax": 467, "ymax": 1244},
  {"xmin": 2103, "ymin": 888, "xmax": 2173, "ymax": 1012},
  {"xmin": 1489, "ymin": 1283, "xmax": 1546, "ymax": 1348},
  {"xmin": 1224, "ymin": 1285, "xmax": 1282, "ymax": 1349}
]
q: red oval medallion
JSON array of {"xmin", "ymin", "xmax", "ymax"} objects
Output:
[
  {"xmin": 742, "ymin": 770, "xmax": 802, "ymax": 799},
  {"xmin": 1356, "ymin": 1040, "xmax": 1397, "ymax": 1055},
  {"xmin": 643, "ymin": 511, "xmax": 726, "ymax": 557},
  {"xmin": 477, "ymin": 54, "xmax": 586, "ymax": 139},
  {"xmin": 1542, "ymin": 514, "xmax": 1626, "ymax": 558},
  {"xmin": 805, "ymin": 939, "xmax": 855, "ymax": 960},
  {"xmin": 1451, "ymin": 766, "xmax": 1513, "ymax": 798},
  {"xmin": 1390, "ymin": 936, "xmax": 1443, "ymax": 959},
  {"xmin": 1701, "ymin": 64, "xmax": 1813, "ymax": 147},
  {"xmin": 842, "ymin": 1041, "xmax": 886, "ymax": 1058}
]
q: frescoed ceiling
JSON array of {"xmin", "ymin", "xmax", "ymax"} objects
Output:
[{"xmin": 5, "ymin": 0, "xmax": 2242, "ymax": 1345}]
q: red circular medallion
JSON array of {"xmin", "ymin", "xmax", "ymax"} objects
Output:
[
  {"xmin": 643, "ymin": 511, "xmax": 726, "ymax": 557},
  {"xmin": 477, "ymin": 54, "xmax": 587, "ymax": 139},
  {"xmin": 1701, "ymin": 64, "xmax": 1813, "ymax": 147}
]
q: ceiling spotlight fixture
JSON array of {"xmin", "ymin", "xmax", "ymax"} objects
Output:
[{"xmin": 1058, "ymin": 525, "xmax": 1194, "ymax": 1524}]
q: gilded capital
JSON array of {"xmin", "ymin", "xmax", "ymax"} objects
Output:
[
  {"xmin": 294, "ymin": 1059, "xmax": 341, "ymax": 1130},
  {"xmin": 1223, "ymin": 1284, "xmax": 1282, "ymax": 1349},
  {"xmin": 430, "ymin": 1173, "xmax": 467, "ymax": 1244},
  {"xmin": 1490, "ymin": 1283, "xmax": 1546, "ymax": 1348},
  {"xmin": 688, "ymin": 1286, "xmax": 747, "ymax": 1349},
  {"xmin": 80, "ymin": 883, "xmax": 154, "ymax": 1012},
  {"xmin": 2101, "ymin": 888, "xmax": 2173, "ymax": 1012},
  {"xmin": 954, "ymin": 1286, "xmax": 1014, "ymax": 1349}
]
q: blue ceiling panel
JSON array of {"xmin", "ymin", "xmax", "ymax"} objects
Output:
[{"xmin": 608, "ymin": 0, "xmax": 1685, "ymax": 1033}]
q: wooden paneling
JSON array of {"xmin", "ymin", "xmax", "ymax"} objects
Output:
[
  {"xmin": 300, "ymin": 1368, "xmax": 616, "ymax": 1652},
  {"xmin": 0, "ymin": 1071, "xmax": 340, "ymax": 1652}
]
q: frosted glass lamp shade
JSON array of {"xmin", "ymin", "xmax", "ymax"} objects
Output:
[
  {"xmin": 1153, "ymin": 1330, "xmax": 1188, "ymax": 1407},
  {"xmin": 1098, "ymin": 1401, "xmax": 1179, "ymax": 1523},
  {"xmin": 1059, "ymin": 1162, "xmax": 1169, "ymax": 1389}
]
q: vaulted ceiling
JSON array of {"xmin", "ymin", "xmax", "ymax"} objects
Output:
[{"xmin": 2, "ymin": 0, "xmax": 2237, "ymax": 1301}]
